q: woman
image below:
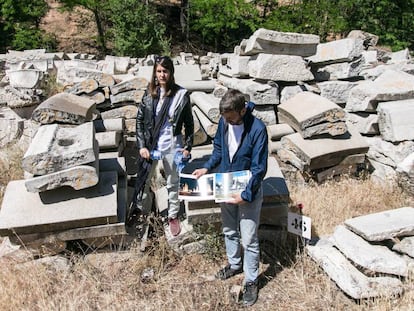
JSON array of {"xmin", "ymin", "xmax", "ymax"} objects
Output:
[{"xmin": 131, "ymin": 56, "xmax": 194, "ymax": 236}]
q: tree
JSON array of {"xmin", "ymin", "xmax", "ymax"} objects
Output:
[
  {"xmin": 109, "ymin": 0, "xmax": 170, "ymax": 57},
  {"xmin": 0, "ymin": 0, "xmax": 55, "ymax": 52},
  {"xmin": 189, "ymin": 0, "xmax": 260, "ymax": 52},
  {"xmin": 57, "ymin": 0, "xmax": 111, "ymax": 57}
]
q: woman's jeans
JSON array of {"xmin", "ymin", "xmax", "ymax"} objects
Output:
[
  {"xmin": 220, "ymin": 186, "xmax": 262, "ymax": 284},
  {"xmin": 138, "ymin": 152, "xmax": 180, "ymax": 219}
]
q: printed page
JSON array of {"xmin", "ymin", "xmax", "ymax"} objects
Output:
[
  {"xmin": 214, "ymin": 170, "xmax": 251, "ymax": 203},
  {"xmin": 178, "ymin": 173, "xmax": 216, "ymax": 201}
]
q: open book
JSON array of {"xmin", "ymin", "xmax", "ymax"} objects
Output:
[{"xmin": 178, "ymin": 170, "xmax": 251, "ymax": 203}]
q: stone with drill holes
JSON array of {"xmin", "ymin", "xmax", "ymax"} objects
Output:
[{"xmin": 22, "ymin": 122, "xmax": 98, "ymax": 175}]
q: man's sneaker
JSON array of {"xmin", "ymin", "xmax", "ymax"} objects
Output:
[
  {"xmin": 243, "ymin": 281, "xmax": 258, "ymax": 306},
  {"xmin": 215, "ymin": 264, "xmax": 243, "ymax": 280},
  {"xmin": 169, "ymin": 217, "xmax": 181, "ymax": 236}
]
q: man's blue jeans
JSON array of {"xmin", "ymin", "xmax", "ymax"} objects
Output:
[{"xmin": 220, "ymin": 187, "xmax": 262, "ymax": 284}]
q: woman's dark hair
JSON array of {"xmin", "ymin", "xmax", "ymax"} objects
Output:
[
  {"xmin": 149, "ymin": 56, "xmax": 177, "ymax": 98},
  {"xmin": 219, "ymin": 89, "xmax": 247, "ymax": 114}
]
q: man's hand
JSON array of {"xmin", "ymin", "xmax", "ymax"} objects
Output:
[
  {"xmin": 225, "ymin": 193, "xmax": 246, "ymax": 205},
  {"xmin": 192, "ymin": 168, "xmax": 208, "ymax": 179}
]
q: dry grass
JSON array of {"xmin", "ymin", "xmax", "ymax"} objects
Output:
[
  {"xmin": 0, "ymin": 147, "xmax": 413, "ymax": 310},
  {"xmin": 0, "ymin": 144, "xmax": 24, "ymax": 203}
]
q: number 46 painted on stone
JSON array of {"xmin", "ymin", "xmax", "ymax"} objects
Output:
[{"xmin": 288, "ymin": 212, "xmax": 311, "ymax": 240}]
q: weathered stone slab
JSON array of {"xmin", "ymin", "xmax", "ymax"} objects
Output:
[
  {"xmin": 24, "ymin": 159, "xmax": 99, "ymax": 192},
  {"xmin": 252, "ymin": 105, "xmax": 277, "ymax": 126},
  {"xmin": 332, "ymin": 225, "xmax": 408, "ymax": 276},
  {"xmin": 242, "ymin": 28, "xmax": 319, "ymax": 57},
  {"xmin": 190, "ymin": 91, "xmax": 220, "ymax": 123},
  {"xmin": 109, "ymin": 76, "xmax": 148, "ymax": 95},
  {"xmin": 81, "ymin": 91, "xmax": 106, "ymax": 105},
  {"xmin": 56, "ymin": 222, "xmax": 127, "ymax": 241},
  {"xmin": 94, "ymin": 118, "xmax": 124, "ymax": 132},
  {"xmin": 31, "ymin": 92, "xmax": 96, "ymax": 125},
  {"xmin": 365, "ymin": 137, "xmax": 414, "ymax": 168},
  {"xmin": 279, "ymin": 125, "xmax": 369, "ymax": 170},
  {"xmin": 95, "ymin": 131, "xmax": 122, "ymax": 150},
  {"xmin": 109, "ymin": 89, "xmax": 145, "ymax": 104},
  {"xmin": 307, "ymin": 38, "xmax": 364, "ymax": 65},
  {"xmin": 0, "ymin": 116, "xmax": 24, "ymax": 147},
  {"xmin": 306, "ymin": 238, "xmax": 403, "ymax": 299},
  {"xmin": 57, "ymin": 67, "xmax": 115, "ymax": 87},
  {"xmin": 219, "ymin": 54, "xmax": 251, "ymax": 78},
  {"xmin": 22, "ymin": 122, "xmax": 97, "ymax": 175},
  {"xmin": 267, "ymin": 123, "xmax": 295, "ymax": 141},
  {"xmin": 377, "ymin": 99, "xmax": 414, "ymax": 142},
  {"xmin": 0, "ymin": 85, "xmax": 41, "ymax": 108},
  {"xmin": 278, "ymin": 92, "xmax": 346, "ymax": 138},
  {"xmin": 6, "ymin": 69, "xmax": 43, "ymax": 88},
  {"xmin": 100, "ymin": 105, "xmax": 138, "ymax": 119},
  {"xmin": 396, "ymin": 152, "xmax": 414, "ymax": 196},
  {"xmin": 346, "ymin": 112, "xmax": 379, "ymax": 135},
  {"xmin": 392, "ymin": 236, "xmax": 414, "ymax": 258},
  {"xmin": 192, "ymin": 110, "xmax": 209, "ymax": 146},
  {"xmin": 64, "ymin": 78, "xmax": 99, "ymax": 95},
  {"xmin": 218, "ymin": 74, "xmax": 279, "ymax": 106},
  {"xmin": 344, "ymin": 207, "xmax": 414, "ymax": 241},
  {"xmin": 193, "ymin": 106, "xmax": 218, "ymax": 138},
  {"xmin": 102, "ymin": 55, "xmax": 131, "ymax": 74},
  {"xmin": 0, "ymin": 171, "xmax": 119, "ymax": 235},
  {"xmin": 249, "ymin": 54, "xmax": 314, "ymax": 82},
  {"xmin": 360, "ymin": 62, "xmax": 414, "ymax": 81},
  {"xmin": 178, "ymin": 80, "xmax": 217, "ymax": 93},
  {"xmin": 345, "ymin": 70, "xmax": 414, "ymax": 112},
  {"xmin": 315, "ymin": 154, "xmax": 366, "ymax": 182},
  {"xmin": 312, "ymin": 57, "xmax": 364, "ymax": 81}
]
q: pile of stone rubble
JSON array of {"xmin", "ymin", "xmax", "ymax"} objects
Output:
[
  {"xmin": 307, "ymin": 207, "xmax": 414, "ymax": 300},
  {"xmin": 0, "ymin": 29, "xmax": 412, "ymax": 295}
]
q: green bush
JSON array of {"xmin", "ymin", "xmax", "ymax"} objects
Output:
[{"xmin": 110, "ymin": 0, "xmax": 170, "ymax": 58}]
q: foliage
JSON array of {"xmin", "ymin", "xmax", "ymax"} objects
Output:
[
  {"xmin": 189, "ymin": 0, "xmax": 260, "ymax": 51},
  {"xmin": 109, "ymin": 0, "xmax": 170, "ymax": 58},
  {"xmin": 0, "ymin": 0, "xmax": 52, "ymax": 52}
]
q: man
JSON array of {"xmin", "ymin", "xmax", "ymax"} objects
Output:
[{"xmin": 193, "ymin": 89, "xmax": 268, "ymax": 306}]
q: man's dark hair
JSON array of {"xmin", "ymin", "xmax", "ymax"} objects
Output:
[{"xmin": 219, "ymin": 89, "xmax": 247, "ymax": 114}]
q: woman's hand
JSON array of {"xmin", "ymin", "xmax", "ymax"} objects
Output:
[{"xmin": 139, "ymin": 148, "xmax": 150, "ymax": 160}]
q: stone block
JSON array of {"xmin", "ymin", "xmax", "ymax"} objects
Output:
[
  {"xmin": 22, "ymin": 122, "xmax": 98, "ymax": 175},
  {"xmin": 31, "ymin": 92, "xmax": 96, "ymax": 125},
  {"xmin": 0, "ymin": 171, "xmax": 119, "ymax": 235}
]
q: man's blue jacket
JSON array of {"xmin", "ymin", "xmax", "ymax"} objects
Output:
[{"xmin": 203, "ymin": 103, "xmax": 268, "ymax": 202}]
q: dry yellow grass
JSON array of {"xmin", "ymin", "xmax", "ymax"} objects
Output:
[{"xmin": 0, "ymin": 146, "xmax": 412, "ymax": 311}]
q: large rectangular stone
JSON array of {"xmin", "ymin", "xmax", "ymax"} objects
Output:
[
  {"xmin": 306, "ymin": 238, "xmax": 403, "ymax": 300},
  {"xmin": 344, "ymin": 207, "xmax": 414, "ymax": 241},
  {"xmin": 22, "ymin": 122, "xmax": 98, "ymax": 175},
  {"xmin": 377, "ymin": 99, "xmax": 414, "ymax": 142},
  {"xmin": 0, "ymin": 171, "xmax": 119, "ymax": 235},
  {"xmin": 242, "ymin": 28, "xmax": 319, "ymax": 57},
  {"xmin": 278, "ymin": 91, "xmax": 347, "ymax": 138},
  {"xmin": 332, "ymin": 225, "xmax": 407, "ymax": 276},
  {"xmin": 280, "ymin": 125, "xmax": 369, "ymax": 170}
]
